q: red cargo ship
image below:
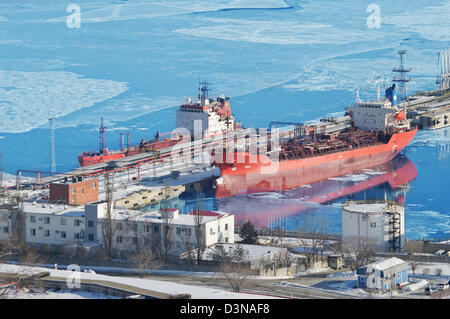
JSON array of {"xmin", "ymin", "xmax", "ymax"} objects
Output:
[
  {"xmin": 215, "ymin": 98, "xmax": 417, "ymax": 198},
  {"xmin": 78, "ymin": 82, "xmax": 239, "ymax": 167},
  {"xmin": 78, "ymin": 118, "xmax": 183, "ymax": 167}
]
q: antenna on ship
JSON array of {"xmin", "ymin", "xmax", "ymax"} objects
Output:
[
  {"xmin": 355, "ymin": 87, "xmax": 361, "ymax": 103},
  {"xmin": 392, "ymin": 49, "xmax": 412, "ymax": 102},
  {"xmin": 198, "ymin": 80, "xmax": 209, "ymax": 105},
  {"xmin": 99, "ymin": 117, "xmax": 107, "ymax": 154},
  {"xmin": 375, "ymin": 77, "xmax": 384, "ymax": 101},
  {"xmin": 49, "ymin": 117, "xmax": 56, "ymax": 174}
]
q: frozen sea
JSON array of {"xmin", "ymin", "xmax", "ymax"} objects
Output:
[{"xmin": 0, "ymin": 0, "xmax": 449, "ymax": 240}]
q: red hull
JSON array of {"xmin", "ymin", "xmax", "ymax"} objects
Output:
[
  {"xmin": 215, "ymin": 128, "xmax": 417, "ymax": 197},
  {"xmin": 78, "ymin": 138, "xmax": 181, "ymax": 167}
]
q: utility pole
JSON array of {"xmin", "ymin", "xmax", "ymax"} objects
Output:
[
  {"xmin": 392, "ymin": 49, "xmax": 412, "ymax": 102},
  {"xmin": 103, "ymin": 170, "xmax": 115, "ymax": 259}
]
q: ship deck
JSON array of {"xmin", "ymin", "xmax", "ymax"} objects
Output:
[{"xmin": 275, "ymin": 128, "xmax": 392, "ymax": 161}]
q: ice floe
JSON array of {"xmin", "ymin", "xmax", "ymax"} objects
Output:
[{"xmin": 0, "ymin": 70, "xmax": 128, "ymax": 133}]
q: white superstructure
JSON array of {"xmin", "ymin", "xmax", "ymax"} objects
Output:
[{"xmin": 176, "ymin": 83, "xmax": 235, "ymax": 137}]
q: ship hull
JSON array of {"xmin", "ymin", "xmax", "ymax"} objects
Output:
[
  {"xmin": 215, "ymin": 128, "xmax": 417, "ymax": 197},
  {"xmin": 78, "ymin": 139, "xmax": 181, "ymax": 167}
]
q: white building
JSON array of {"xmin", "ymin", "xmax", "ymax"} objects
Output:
[
  {"xmin": 0, "ymin": 199, "xmax": 235, "ymax": 260},
  {"xmin": 347, "ymin": 100, "xmax": 408, "ymax": 132},
  {"xmin": 176, "ymin": 95, "xmax": 235, "ymax": 138},
  {"xmin": 342, "ymin": 200, "xmax": 405, "ymax": 252}
]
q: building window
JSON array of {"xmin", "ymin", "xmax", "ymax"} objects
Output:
[
  {"xmin": 225, "ymin": 237, "xmax": 228, "ymax": 243},
  {"xmin": 72, "ymin": 186, "xmax": 75, "ymax": 194},
  {"xmin": 132, "ymin": 237, "xmax": 138, "ymax": 244},
  {"xmin": 30, "ymin": 216, "xmax": 36, "ymax": 223},
  {"xmin": 61, "ymin": 218, "xmax": 66, "ymax": 226},
  {"xmin": 176, "ymin": 227, "xmax": 181, "ymax": 235},
  {"xmin": 93, "ymin": 182, "xmax": 96, "ymax": 189},
  {"xmin": 81, "ymin": 188, "xmax": 85, "ymax": 194},
  {"xmin": 370, "ymin": 222, "xmax": 376, "ymax": 228},
  {"xmin": 153, "ymin": 225, "xmax": 160, "ymax": 233},
  {"xmin": 116, "ymin": 223, "xmax": 123, "ymax": 231},
  {"xmin": 210, "ymin": 228, "xmax": 213, "ymax": 235},
  {"xmin": 88, "ymin": 220, "xmax": 94, "ymax": 228},
  {"xmin": 145, "ymin": 225, "xmax": 151, "ymax": 233},
  {"xmin": 3, "ymin": 226, "xmax": 8, "ymax": 233},
  {"xmin": 44, "ymin": 217, "xmax": 50, "ymax": 224},
  {"xmin": 30, "ymin": 229, "xmax": 36, "ymax": 236},
  {"xmin": 116, "ymin": 236, "xmax": 123, "ymax": 243},
  {"xmin": 88, "ymin": 234, "xmax": 94, "ymax": 241},
  {"xmin": 74, "ymin": 219, "xmax": 81, "ymax": 227},
  {"xmin": 218, "ymin": 225, "xmax": 220, "ymax": 233},
  {"xmin": 225, "ymin": 223, "xmax": 228, "ymax": 231},
  {"xmin": 61, "ymin": 231, "xmax": 66, "ymax": 238},
  {"xmin": 44, "ymin": 230, "xmax": 50, "ymax": 237}
]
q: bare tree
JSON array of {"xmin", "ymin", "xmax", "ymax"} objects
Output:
[
  {"xmin": 102, "ymin": 171, "xmax": 115, "ymax": 260},
  {"xmin": 0, "ymin": 240, "xmax": 43, "ymax": 299},
  {"xmin": 180, "ymin": 227, "xmax": 195, "ymax": 265},
  {"xmin": 160, "ymin": 200, "xmax": 174, "ymax": 264},
  {"xmin": 130, "ymin": 250, "xmax": 161, "ymax": 278},
  {"xmin": 192, "ymin": 209, "xmax": 205, "ymax": 264},
  {"xmin": 298, "ymin": 213, "xmax": 330, "ymax": 269},
  {"xmin": 218, "ymin": 244, "xmax": 251, "ymax": 293},
  {"xmin": 341, "ymin": 237, "xmax": 376, "ymax": 272}
]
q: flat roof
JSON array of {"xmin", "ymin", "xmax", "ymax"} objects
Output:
[
  {"xmin": 22, "ymin": 202, "xmax": 85, "ymax": 217},
  {"xmin": 343, "ymin": 202, "xmax": 393, "ymax": 214}
]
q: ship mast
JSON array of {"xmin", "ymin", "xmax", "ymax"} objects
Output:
[
  {"xmin": 198, "ymin": 80, "xmax": 209, "ymax": 106},
  {"xmin": 99, "ymin": 117, "xmax": 107, "ymax": 154}
]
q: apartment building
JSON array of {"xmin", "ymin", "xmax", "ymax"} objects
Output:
[{"xmin": 1, "ymin": 201, "xmax": 235, "ymax": 260}]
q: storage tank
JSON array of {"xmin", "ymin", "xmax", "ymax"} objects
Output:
[{"xmin": 341, "ymin": 200, "xmax": 404, "ymax": 252}]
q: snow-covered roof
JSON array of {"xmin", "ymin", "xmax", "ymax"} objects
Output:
[
  {"xmin": 344, "ymin": 203, "xmax": 389, "ymax": 214},
  {"xmin": 202, "ymin": 243, "xmax": 286, "ymax": 262},
  {"xmin": 357, "ymin": 257, "xmax": 408, "ymax": 277},
  {"xmin": 122, "ymin": 210, "xmax": 230, "ymax": 226},
  {"xmin": 371, "ymin": 257, "xmax": 406, "ymax": 271},
  {"xmin": 22, "ymin": 202, "xmax": 84, "ymax": 217}
]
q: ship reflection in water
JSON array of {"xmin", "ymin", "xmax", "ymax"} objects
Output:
[{"xmin": 214, "ymin": 154, "xmax": 417, "ymax": 231}]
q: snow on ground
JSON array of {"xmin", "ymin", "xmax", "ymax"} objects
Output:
[
  {"xmin": 409, "ymin": 262, "xmax": 450, "ymax": 278},
  {"xmin": 275, "ymin": 280, "xmax": 369, "ymax": 298},
  {"xmin": 257, "ymin": 236, "xmax": 336, "ymax": 248},
  {"xmin": 327, "ymin": 271, "xmax": 356, "ymax": 278},
  {"xmin": 5, "ymin": 288, "xmax": 119, "ymax": 299},
  {"xmin": 402, "ymin": 279, "xmax": 428, "ymax": 292},
  {"xmin": 0, "ymin": 70, "xmax": 128, "ymax": 133},
  {"xmin": 0, "ymin": 264, "xmax": 277, "ymax": 299}
]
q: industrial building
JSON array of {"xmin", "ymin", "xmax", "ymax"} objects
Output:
[
  {"xmin": 341, "ymin": 200, "xmax": 405, "ymax": 252},
  {"xmin": 357, "ymin": 257, "xmax": 409, "ymax": 292}
]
